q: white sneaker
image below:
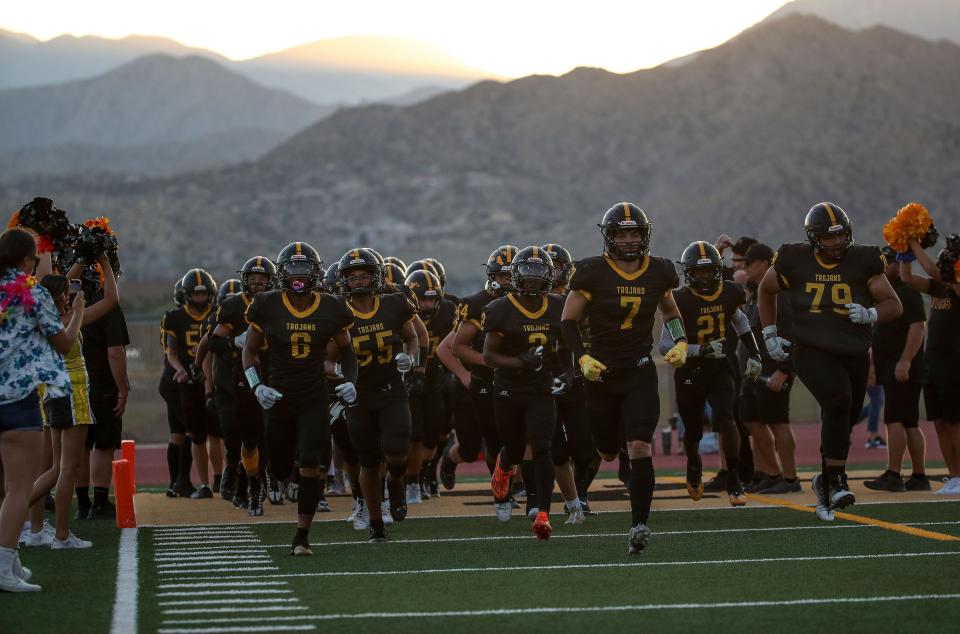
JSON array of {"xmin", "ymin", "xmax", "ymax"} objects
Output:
[
  {"xmin": 565, "ymin": 502, "xmax": 586, "ymax": 525},
  {"xmin": 12, "ymin": 556, "xmax": 31, "ymax": 581},
  {"xmin": 0, "ymin": 551, "xmax": 40, "ymax": 592},
  {"xmin": 934, "ymin": 477, "xmax": 960, "ymax": 495},
  {"xmin": 20, "ymin": 521, "xmax": 55, "ymax": 547},
  {"xmin": 353, "ymin": 499, "xmax": 369, "ymax": 530},
  {"xmin": 406, "ymin": 483, "xmax": 422, "ymax": 505},
  {"xmin": 381, "ymin": 501, "xmax": 394, "ymax": 525},
  {"xmin": 494, "ymin": 501, "xmax": 512, "ymax": 523},
  {"xmin": 51, "ymin": 533, "xmax": 93, "ymax": 550},
  {"xmin": 526, "ymin": 506, "xmax": 540, "ymax": 522},
  {"xmin": 347, "ymin": 498, "xmax": 358, "ymax": 523},
  {"xmin": 812, "ymin": 474, "xmax": 836, "ymax": 522}
]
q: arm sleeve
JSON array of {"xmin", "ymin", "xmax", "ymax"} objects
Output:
[
  {"xmin": 561, "ymin": 319, "xmax": 585, "ymax": 361},
  {"xmin": 339, "ymin": 341, "xmax": 358, "ymax": 383},
  {"xmin": 660, "ymin": 325, "xmax": 699, "ymax": 357},
  {"xmin": 731, "ymin": 308, "xmax": 752, "ymax": 336}
]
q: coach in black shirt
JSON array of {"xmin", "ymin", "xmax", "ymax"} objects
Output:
[{"xmin": 79, "ymin": 282, "xmax": 130, "ymax": 520}]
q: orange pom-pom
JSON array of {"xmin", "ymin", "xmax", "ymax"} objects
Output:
[
  {"xmin": 7, "ymin": 211, "xmax": 20, "ymax": 229},
  {"xmin": 883, "ymin": 216, "xmax": 909, "ymax": 253},
  {"xmin": 35, "ymin": 234, "xmax": 55, "ymax": 254},
  {"xmin": 83, "ymin": 216, "xmax": 114, "ymax": 235},
  {"xmin": 897, "ymin": 203, "xmax": 932, "ymax": 239}
]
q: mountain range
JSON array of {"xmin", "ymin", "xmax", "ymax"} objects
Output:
[{"xmin": 3, "ymin": 15, "xmax": 958, "ymax": 295}]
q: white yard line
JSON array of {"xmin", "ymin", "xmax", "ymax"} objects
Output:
[
  {"xmin": 162, "ymin": 606, "xmax": 308, "ymax": 616},
  {"xmin": 156, "ymin": 559, "xmax": 273, "ymax": 569},
  {"xmin": 159, "ymin": 566, "xmax": 279, "ymax": 575},
  {"xmin": 159, "ymin": 598, "xmax": 301, "ymax": 606},
  {"xmin": 158, "ymin": 581, "xmax": 290, "ymax": 590},
  {"xmin": 156, "ymin": 589, "xmax": 293, "ymax": 598},
  {"xmin": 158, "ymin": 593, "xmax": 960, "ymax": 626},
  {"xmin": 158, "ymin": 626, "xmax": 315, "ymax": 633},
  {"xmin": 163, "ymin": 550, "xmax": 960, "ymax": 582},
  {"xmin": 110, "ymin": 528, "xmax": 139, "ymax": 634}
]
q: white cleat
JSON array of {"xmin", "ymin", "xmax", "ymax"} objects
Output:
[
  {"xmin": 494, "ymin": 501, "xmax": 513, "ymax": 523},
  {"xmin": 381, "ymin": 501, "xmax": 394, "ymax": 525},
  {"xmin": 352, "ymin": 499, "xmax": 370, "ymax": 531},
  {"xmin": 811, "ymin": 474, "xmax": 836, "ymax": 522},
  {"xmin": 934, "ymin": 477, "xmax": 960, "ymax": 495},
  {"xmin": 526, "ymin": 506, "xmax": 540, "ymax": 522},
  {"xmin": 627, "ymin": 523, "xmax": 651, "ymax": 555},
  {"xmin": 565, "ymin": 505, "xmax": 586, "ymax": 526},
  {"xmin": 406, "ymin": 483, "xmax": 422, "ymax": 505},
  {"xmin": 51, "ymin": 533, "xmax": 93, "ymax": 550}
]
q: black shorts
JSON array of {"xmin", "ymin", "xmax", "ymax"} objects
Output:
[
  {"xmin": 584, "ymin": 361, "xmax": 659, "ymax": 455},
  {"xmin": 43, "ymin": 395, "xmax": 74, "ymax": 429},
  {"xmin": 553, "ymin": 377, "xmax": 592, "ymax": 466},
  {"xmin": 179, "ymin": 381, "xmax": 221, "ymax": 443},
  {"xmin": 675, "ymin": 362, "xmax": 737, "ymax": 437},
  {"xmin": 882, "ymin": 381, "xmax": 922, "ymax": 427},
  {"xmin": 452, "ymin": 375, "xmax": 500, "ymax": 462},
  {"xmin": 740, "ymin": 379, "xmax": 792, "ymax": 425},
  {"xmin": 347, "ymin": 376, "xmax": 412, "ymax": 467},
  {"xmin": 86, "ymin": 388, "xmax": 122, "ymax": 449},
  {"xmin": 409, "ymin": 386, "xmax": 446, "ymax": 448},
  {"xmin": 233, "ymin": 382, "xmax": 263, "ymax": 450},
  {"xmin": 493, "ymin": 389, "xmax": 555, "ymax": 465},
  {"xmin": 159, "ymin": 378, "xmax": 186, "ymax": 435},
  {"xmin": 924, "ymin": 380, "xmax": 960, "ymax": 423},
  {"xmin": 265, "ymin": 389, "xmax": 331, "ymax": 477}
]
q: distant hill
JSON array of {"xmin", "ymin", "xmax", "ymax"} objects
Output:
[
  {"xmin": 764, "ymin": 0, "xmax": 960, "ymax": 43},
  {"xmin": 3, "ymin": 16, "xmax": 959, "ymax": 291}
]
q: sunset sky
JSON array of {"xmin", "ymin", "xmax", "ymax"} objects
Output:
[{"xmin": 3, "ymin": 0, "xmax": 789, "ymax": 77}]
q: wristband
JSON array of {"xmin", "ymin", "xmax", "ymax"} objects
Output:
[
  {"xmin": 665, "ymin": 316, "xmax": 687, "ymax": 343},
  {"xmin": 244, "ymin": 366, "xmax": 261, "ymax": 390}
]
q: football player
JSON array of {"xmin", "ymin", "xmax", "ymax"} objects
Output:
[
  {"xmin": 164, "ymin": 268, "xmax": 221, "ymax": 499},
  {"xmin": 339, "ymin": 248, "xmax": 422, "ymax": 542},
  {"xmin": 159, "ymin": 279, "xmax": 193, "ymax": 497},
  {"xmin": 900, "ymin": 235, "xmax": 960, "ymax": 495},
  {"xmin": 207, "ymin": 256, "xmax": 277, "ymax": 515},
  {"xmin": 404, "ymin": 269, "xmax": 458, "ymax": 502},
  {"xmin": 661, "ymin": 241, "xmax": 762, "ymax": 506},
  {"xmin": 561, "ymin": 203, "xmax": 686, "ymax": 555},
  {"xmin": 758, "ymin": 203, "xmax": 902, "ymax": 520},
  {"xmin": 484, "ymin": 247, "xmax": 567, "ymax": 540},
  {"xmin": 242, "ymin": 242, "xmax": 358, "ymax": 554},
  {"xmin": 438, "ymin": 246, "xmax": 517, "ymax": 493}
]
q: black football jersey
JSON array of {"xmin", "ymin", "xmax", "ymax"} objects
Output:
[
  {"xmin": 164, "ymin": 305, "xmax": 213, "ymax": 366},
  {"xmin": 925, "ymin": 279, "xmax": 960, "ymax": 375},
  {"xmin": 482, "ymin": 293, "xmax": 565, "ymax": 393},
  {"xmin": 457, "ymin": 289, "xmax": 499, "ymax": 380},
  {"xmin": 246, "ymin": 290, "xmax": 354, "ymax": 395},
  {"xmin": 774, "ymin": 243, "xmax": 886, "ymax": 356},
  {"xmin": 423, "ymin": 298, "xmax": 458, "ymax": 385},
  {"xmin": 674, "ymin": 281, "xmax": 746, "ymax": 368},
  {"xmin": 347, "ymin": 293, "xmax": 418, "ymax": 389},
  {"xmin": 568, "ymin": 255, "xmax": 680, "ymax": 368},
  {"xmin": 160, "ymin": 309, "xmax": 177, "ymax": 382},
  {"xmin": 217, "ymin": 292, "xmax": 269, "ymax": 382}
]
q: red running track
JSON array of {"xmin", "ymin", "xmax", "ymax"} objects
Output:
[{"xmin": 129, "ymin": 421, "xmax": 940, "ymax": 486}]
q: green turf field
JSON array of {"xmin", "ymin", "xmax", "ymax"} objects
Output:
[{"xmin": 4, "ymin": 499, "xmax": 960, "ymax": 633}]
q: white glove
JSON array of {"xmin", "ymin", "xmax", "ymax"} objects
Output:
[
  {"xmin": 703, "ymin": 340, "xmax": 726, "ymax": 359},
  {"xmin": 233, "ymin": 330, "xmax": 248, "ymax": 350},
  {"xmin": 395, "ymin": 352, "xmax": 414, "ymax": 373},
  {"xmin": 335, "ymin": 381, "xmax": 357, "ymax": 404},
  {"xmin": 762, "ymin": 325, "xmax": 791, "ymax": 362},
  {"xmin": 846, "ymin": 303, "xmax": 878, "ymax": 325},
  {"xmin": 329, "ymin": 400, "xmax": 345, "ymax": 423},
  {"xmin": 254, "ymin": 384, "xmax": 283, "ymax": 409},
  {"xmin": 333, "ymin": 362, "xmax": 344, "ymax": 379},
  {"xmin": 745, "ymin": 355, "xmax": 762, "ymax": 381}
]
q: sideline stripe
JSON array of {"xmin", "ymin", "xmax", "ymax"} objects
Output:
[
  {"xmin": 159, "ymin": 593, "xmax": 960, "ymax": 625},
  {"xmin": 110, "ymin": 528, "xmax": 139, "ymax": 634},
  {"xmin": 260, "ymin": 520, "xmax": 960, "ymax": 548},
  {"xmin": 164, "ymin": 551, "xmax": 960, "ymax": 582},
  {"xmin": 749, "ymin": 493, "xmax": 960, "ymax": 542}
]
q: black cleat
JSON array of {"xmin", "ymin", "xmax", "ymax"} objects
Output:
[
  {"xmin": 219, "ymin": 468, "xmax": 237, "ymax": 501},
  {"xmin": 75, "ymin": 501, "xmax": 92, "ymax": 521},
  {"xmin": 828, "ymin": 473, "xmax": 856, "ymax": 510},
  {"xmin": 904, "ymin": 473, "xmax": 932, "ymax": 491},
  {"xmin": 864, "ymin": 470, "xmax": 906, "ymax": 493},
  {"xmin": 439, "ymin": 447, "xmax": 457, "ymax": 491},
  {"xmin": 87, "ymin": 500, "xmax": 116, "ymax": 520},
  {"xmin": 388, "ymin": 477, "xmax": 407, "ymax": 522},
  {"xmin": 212, "ymin": 473, "xmax": 222, "ymax": 494},
  {"xmin": 190, "ymin": 485, "xmax": 214, "ymax": 499},
  {"xmin": 165, "ymin": 487, "xmax": 178, "ymax": 499},
  {"xmin": 368, "ymin": 520, "xmax": 389, "ymax": 543},
  {"xmin": 703, "ymin": 470, "xmax": 728, "ymax": 493},
  {"xmin": 265, "ymin": 473, "xmax": 284, "ymax": 505},
  {"xmin": 627, "ymin": 523, "xmax": 651, "ymax": 555},
  {"xmin": 247, "ymin": 475, "xmax": 263, "ymax": 516},
  {"xmin": 173, "ymin": 480, "xmax": 197, "ymax": 498}
]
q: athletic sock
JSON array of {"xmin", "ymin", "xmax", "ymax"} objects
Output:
[
  {"xmin": 297, "ymin": 475, "xmax": 320, "ymax": 517},
  {"xmin": 93, "ymin": 486, "xmax": 109, "ymax": 505},
  {"xmin": 75, "ymin": 487, "xmax": 91, "ymax": 507},
  {"xmin": 294, "ymin": 527, "xmax": 309, "ymax": 546},
  {"xmin": 178, "ymin": 441, "xmax": 193, "ymax": 485},
  {"xmin": 166, "ymin": 443, "xmax": 179, "ymax": 487},
  {"xmin": 629, "ymin": 457, "xmax": 655, "ymax": 526},
  {"xmin": 533, "ymin": 455, "xmax": 555, "ymax": 515},
  {"xmin": 520, "ymin": 460, "xmax": 538, "ymax": 510}
]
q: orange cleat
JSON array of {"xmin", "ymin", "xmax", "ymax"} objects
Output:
[
  {"xmin": 490, "ymin": 454, "xmax": 515, "ymax": 501},
  {"xmin": 686, "ymin": 481, "xmax": 704, "ymax": 501},
  {"xmin": 532, "ymin": 511, "xmax": 553, "ymax": 541}
]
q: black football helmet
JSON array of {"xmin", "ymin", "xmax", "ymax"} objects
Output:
[
  {"xmin": 217, "ymin": 279, "xmax": 242, "ymax": 303},
  {"xmin": 680, "ymin": 241, "xmax": 723, "ymax": 295},
  {"xmin": 384, "ymin": 256, "xmax": 407, "ymax": 272},
  {"xmin": 485, "ymin": 245, "xmax": 518, "ymax": 294},
  {"xmin": 239, "ymin": 256, "xmax": 277, "ymax": 294},
  {"xmin": 383, "ymin": 263, "xmax": 406, "ymax": 287},
  {"xmin": 805, "ymin": 202, "xmax": 853, "ymax": 262},
  {"xmin": 338, "ymin": 248, "xmax": 384, "ymax": 296},
  {"xmin": 361, "ymin": 247, "xmax": 385, "ymax": 267},
  {"xmin": 181, "ymin": 269, "xmax": 217, "ymax": 308},
  {"xmin": 406, "ymin": 259, "xmax": 439, "ymax": 278},
  {"xmin": 599, "ymin": 202, "xmax": 651, "ymax": 261},
  {"xmin": 541, "ymin": 243, "xmax": 573, "ymax": 288},
  {"xmin": 173, "ymin": 279, "xmax": 185, "ymax": 307},
  {"xmin": 423, "ymin": 258, "xmax": 447, "ymax": 288},
  {"xmin": 511, "ymin": 246, "xmax": 554, "ymax": 296},
  {"xmin": 323, "ymin": 262, "xmax": 341, "ymax": 294},
  {"xmin": 276, "ymin": 242, "xmax": 323, "ymax": 293},
  {"xmin": 405, "ymin": 269, "xmax": 443, "ymax": 317}
]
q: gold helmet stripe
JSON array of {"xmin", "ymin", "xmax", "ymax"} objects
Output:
[
  {"xmin": 195, "ymin": 270, "xmax": 202, "ymax": 288},
  {"xmin": 622, "ymin": 202, "xmax": 631, "ymax": 220},
  {"xmin": 506, "ymin": 248, "xmax": 514, "ymax": 263},
  {"xmin": 425, "ymin": 272, "xmax": 434, "ymax": 290},
  {"xmin": 255, "ymin": 256, "xmax": 262, "ymax": 269},
  {"xmin": 532, "ymin": 246, "xmax": 539, "ymax": 259},
  {"xmin": 698, "ymin": 242, "xmax": 706, "ymax": 258},
  {"xmin": 295, "ymin": 242, "xmax": 303, "ymax": 256},
  {"xmin": 824, "ymin": 203, "xmax": 838, "ymax": 224}
]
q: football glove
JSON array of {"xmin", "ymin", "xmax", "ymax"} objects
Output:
[
  {"xmin": 665, "ymin": 341, "xmax": 688, "ymax": 368},
  {"xmin": 845, "ymin": 303, "xmax": 878, "ymax": 324},
  {"xmin": 395, "ymin": 352, "xmax": 414, "ymax": 373},
  {"xmin": 551, "ymin": 369, "xmax": 573, "ymax": 396},
  {"xmin": 579, "ymin": 354, "xmax": 607, "ymax": 382},
  {"xmin": 518, "ymin": 346, "xmax": 544, "ymax": 372},
  {"xmin": 703, "ymin": 340, "xmax": 726, "ymax": 359},
  {"xmin": 762, "ymin": 325, "xmax": 791, "ymax": 361},
  {"xmin": 335, "ymin": 381, "xmax": 357, "ymax": 405},
  {"xmin": 233, "ymin": 329, "xmax": 248, "ymax": 350},
  {"xmin": 745, "ymin": 355, "xmax": 762, "ymax": 381},
  {"xmin": 329, "ymin": 400, "xmax": 346, "ymax": 423},
  {"xmin": 254, "ymin": 385, "xmax": 283, "ymax": 409}
]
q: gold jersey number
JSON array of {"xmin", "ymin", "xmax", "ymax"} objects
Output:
[
  {"xmin": 805, "ymin": 282, "xmax": 851, "ymax": 315},
  {"xmin": 620, "ymin": 296, "xmax": 642, "ymax": 330},
  {"xmin": 290, "ymin": 332, "xmax": 311, "ymax": 359},
  {"xmin": 695, "ymin": 313, "xmax": 726, "ymax": 346},
  {"xmin": 353, "ymin": 330, "xmax": 395, "ymax": 366}
]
